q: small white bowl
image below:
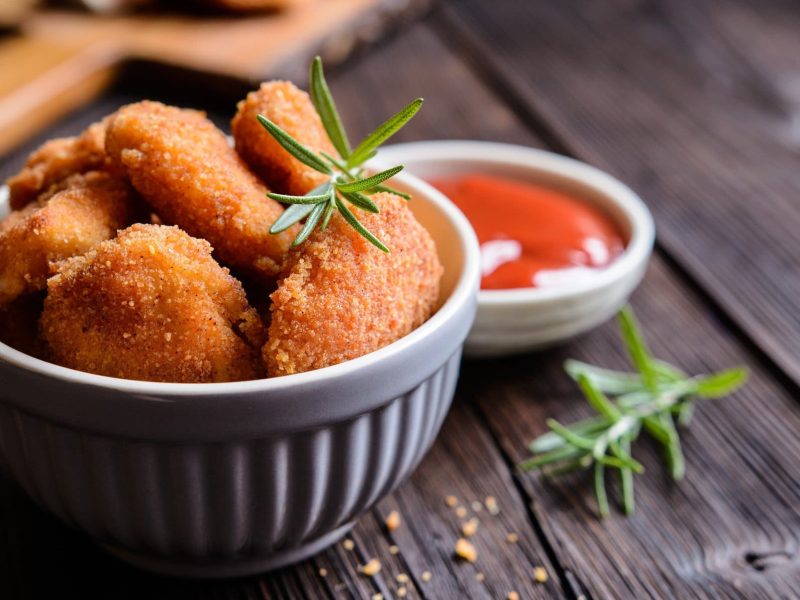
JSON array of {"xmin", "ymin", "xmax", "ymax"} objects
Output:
[{"xmin": 378, "ymin": 141, "xmax": 655, "ymax": 357}]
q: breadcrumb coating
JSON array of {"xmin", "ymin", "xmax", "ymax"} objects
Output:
[
  {"xmin": 232, "ymin": 81, "xmax": 336, "ymax": 195},
  {"xmin": 264, "ymin": 193, "xmax": 443, "ymax": 376},
  {"xmin": 0, "ymin": 171, "xmax": 140, "ymax": 307},
  {"xmin": 105, "ymin": 101, "xmax": 295, "ymax": 279},
  {"xmin": 41, "ymin": 224, "xmax": 265, "ymax": 383},
  {"xmin": 6, "ymin": 117, "xmax": 112, "ymax": 210}
]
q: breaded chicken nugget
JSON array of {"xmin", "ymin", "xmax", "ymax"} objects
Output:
[
  {"xmin": 0, "ymin": 171, "xmax": 140, "ymax": 307},
  {"xmin": 106, "ymin": 101, "xmax": 294, "ymax": 278},
  {"xmin": 6, "ymin": 117, "xmax": 112, "ymax": 210},
  {"xmin": 232, "ymin": 81, "xmax": 335, "ymax": 195},
  {"xmin": 41, "ymin": 224, "xmax": 265, "ymax": 383},
  {"xmin": 264, "ymin": 193, "xmax": 443, "ymax": 376}
]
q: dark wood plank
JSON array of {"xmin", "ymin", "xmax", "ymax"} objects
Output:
[
  {"xmin": 434, "ymin": 0, "xmax": 800, "ymax": 386},
  {"xmin": 465, "ymin": 256, "xmax": 800, "ymax": 598},
  {"xmin": 329, "ymin": 9, "xmax": 800, "ymax": 598}
]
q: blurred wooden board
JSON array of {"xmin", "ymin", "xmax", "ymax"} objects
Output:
[{"xmin": 0, "ymin": 0, "xmax": 429, "ymax": 155}]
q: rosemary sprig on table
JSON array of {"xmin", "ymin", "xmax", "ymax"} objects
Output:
[
  {"xmin": 258, "ymin": 57, "xmax": 422, "ymax": 251},
  {"xmin": 520, "ymin": 306, "xmax": 748, "ymax": 518}
]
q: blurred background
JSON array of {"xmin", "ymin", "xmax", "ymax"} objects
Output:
[{"xmin": 0, "ymin": 0, "xmax": 429, "ymax": 156}]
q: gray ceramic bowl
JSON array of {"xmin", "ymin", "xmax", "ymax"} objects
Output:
[{"xmin": 0, "ymin": 172, "xmax": 480, "ymax": 578}]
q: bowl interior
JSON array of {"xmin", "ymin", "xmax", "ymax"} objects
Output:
[
  {"xmin": 378, "ymin": 141, "xmax": 655, "ymax": 302},
  {"xmin": 0, "ymin": 168, "xmax": 479, "ymax": 395}
]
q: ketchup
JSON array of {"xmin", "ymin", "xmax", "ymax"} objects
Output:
[{"xmin": 430, "ymin": 174, "xmax": 625, "ymax": 290}]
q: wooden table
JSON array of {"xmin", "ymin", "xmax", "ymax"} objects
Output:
[{"xmin": 2, "ymin": 1, "xmax": 799, "ymax": 597}]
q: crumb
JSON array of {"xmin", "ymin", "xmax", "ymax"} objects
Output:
[
  {"xmin": 454, "ymin": 538, "xmax": 477, "ymax": 562},
  {"xmin": 508, "ymin": 592, "xmax": 519, "ymax": 600},
  {"xmin": 359, "ymin": 558, "xmax": 381, "ymax": 577},
  {"xmin": 485, "ymin": 496, "xmax": 500, "ymax": 515},
  {"xmin": 397, "ymin": 587, "xmax": 407, "ymax": 598},
  {"xmin": 533, "ymin": 566, "xmax": 549, "ymax": 583},
  {"xmin": 385, "ymin": 510, "xmax": 401, "ymax": 532},
  {"xmin": 421, "ymin": 570, "xmax": 432, "ymax": 582},
  {"xmin": 445, "ymin": 495, "xmax": 458, "ymax": 507},
  {"xmin": 371, "ymin": 594, "xmax": 383, "ymax": 600},
  {"xmin": 471, "ymin": 501, "xmax": 483, "ymax": 512},
  {"xmin": 476, "ymin": 572, "xmax": 485, "ymax": 582},
  {"xmin": 462, "ymin": 517, "xmax": 480, "ymax": 537},
  {"xmin": 455, "ymin": 506, "xmax": 468, "ymax": 518},
  {"xmin": 507, "ymin": 532, "xmax": 519, "ymax": 544},
  {"xmin": 318, "ymin": 568, "xmax": 327, "ymax": 577},
  {"xmin": 343, "ymin": 539, "xmax": 354, "ymax": 551},
  {"xmin": 389, "ymin": 545, "xmax": 399, "ymax": 555},
  {"xmin": 396, "ymin": 573, "xmax": 409, "ymax": 583}
]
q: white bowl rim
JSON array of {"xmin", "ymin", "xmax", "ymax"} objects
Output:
[
  {"xmin": 378, "ymin": 140, "xmax": 655, "ymax": 305},
  {"xmin": 0, "ymin": 170, "xmax": 480, "ymax": 397}
]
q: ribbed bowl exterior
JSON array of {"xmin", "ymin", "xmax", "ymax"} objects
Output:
[{"xmin": 0, "ymin": 350, "xmax": 461, "ymax": 576}]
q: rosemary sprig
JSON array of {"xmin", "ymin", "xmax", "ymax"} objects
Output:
[
  {"xmin": 520, "ymin": 306, "xmax": 748, "ymax": 518},
  {"xmin": 258, "ymin": 56, "xmax": 422, "ymax": 251}
]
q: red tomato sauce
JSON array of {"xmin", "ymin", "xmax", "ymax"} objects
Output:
[{"xmin": 430, "ymin": 174, "xmax": 625, "ymax": 290}]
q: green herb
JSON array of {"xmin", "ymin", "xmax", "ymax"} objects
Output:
[
  {"xmin": 258, "ymin": 56, "xmax": 422, "ymax": 251},
  {"xmin": 520, "ymin": 306, "xmax": 748, "ymax": 518}
]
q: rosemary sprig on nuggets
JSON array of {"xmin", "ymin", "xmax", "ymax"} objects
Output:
[
  {"xmin": 258, "ymin": 57, "xmax": 422, "ymax": 251},
  {"xmin": 520, "ymin": 306, "xmax": 748, "ymax": 518}
]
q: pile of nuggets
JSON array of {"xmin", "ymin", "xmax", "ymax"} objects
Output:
[{"xmin": 0, "ymin": 82, "xmax": 443, "ymax": 382}]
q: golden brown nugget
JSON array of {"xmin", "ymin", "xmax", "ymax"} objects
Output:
[
  {"xmin": 232, "ymin": 81, "xmax": 336, "ymax": 195},
  {"xmin": 0, "ymin": 171, "xmax": 140, "ymax": 307},
  {"xmin": 6, "ymin": 117, "xmax": 112, "ymax": 210},
  {"xmin": 41, "ymin": 224, "xmax": 265, "ymax": 383},
  {"xmin": 106, "ymin": 101, "xmax": 294, "ymax": 278},
  {"xmin": 264, "ymin": 193, "xmax": 443, "ymax": 376}
]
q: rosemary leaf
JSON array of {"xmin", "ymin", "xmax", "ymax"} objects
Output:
[
  {"xmin": 594, "ymin": 462, "xmax": 610, "ymax": 518},
  {"xmin": 339, "ymin": 190, "xmax": 379, "ymax": 213},
  {"xmin": 257, "ymin": 115, "xmax": 332, "ymax": 175},
  {"xmin": 346, "ymin": 98, "xmax": 423, "ymax": 168},
  {"xmin": 334, "ymin": 197, "xmax": 389, "ymax": 252},
  {"xmin": 618, "ymin": 306, "xmax": 658, "ymax": 391},
  {"xmin": 520, "ymin": 305, "xmax": 747, "ymax": 519},
  {"xmin": 309, "ymin": 56, "xmax": 351, "ymax": 160},
  {"xmin": 291, "ymin": 202, "xmax": 327, "ymax": 246},
  {"xmin": 566, "ymin": 359, "xmax": 643, "ymax": 394},
  {"xmin": 619, "ymin": 437, "xmax": 635, "ymax": 515},
  {"xmin": 269, "ymin": 203, "xmax": 315, "ymax": 234},
  {"xmin": 320, "ymin": 197, "xmax": 335, "ymax": 231},
  {"xmin": 369, "ymin": 183, "xmax": 412, "ymax": 200},
  {"xmin": 693, "ymin": 368, "xmax": 749, "ymax": 398},
  {"xmin": 577, "ymin": 374, "xmax": 622, "ymax": 421},
  {"xmin": 336, "ymin": 166, "xmax": 404, "ymax": 193},
  {"xmin": 267, "ymin": 190, "xmax": 331, "ymax": 204}
]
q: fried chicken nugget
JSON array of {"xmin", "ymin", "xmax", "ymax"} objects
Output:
[
  {"xmin": 106, "ymin": 101, "xmax": 294, "ymax": 278},
  {"xmin": 0, "ymin": 171, "xmax": 140, "ymax": 307},
  {"xmin": 264, "ymin": 193, "xmax": 443, "ymax": 376},
  {"xmin": 6, "ymin": 117, "xmax": 112, "ymax": 210},
  {"xmin": 41, "ymin": 224, "xmax": 265, "ymax": 383},
  {"xmin": 232, "ymin": 81, "xmax": 335, "ymax": 195}
]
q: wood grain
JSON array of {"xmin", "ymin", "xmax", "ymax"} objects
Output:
[
  {"xmin": 435, "ymin": 0, "xmax": 800, "ymax": 387},
  {"xmin": 2, "ymin": 3, "xmax": 800, "ymax": 598}
]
